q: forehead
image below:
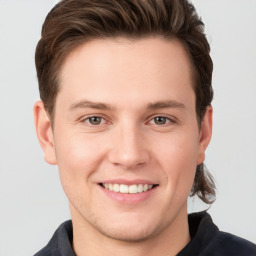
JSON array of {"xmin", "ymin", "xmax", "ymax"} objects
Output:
[
  {"xmin": 57, "ymin": 37, "xmax": 195, "ymax": 109},
  {"xmin": 60, "ymin": 36, "xmax": 194, "ymax": 80}
]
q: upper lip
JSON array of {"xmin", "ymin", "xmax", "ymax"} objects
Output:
[{"xmin": 98, "ymin": 179, "xmax": 157, "ymax": 185}]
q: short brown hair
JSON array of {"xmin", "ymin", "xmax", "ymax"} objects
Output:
[{"xmin": 35, "ymin": 0, "xmax": 215, "ymax": 204}]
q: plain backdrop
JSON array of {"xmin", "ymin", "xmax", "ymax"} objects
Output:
[{"xmin": 0, "ymin": 0, "xmax": 255, "ymax": 255}]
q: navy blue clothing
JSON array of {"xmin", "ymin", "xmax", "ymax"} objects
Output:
[{"xmin": 34, "ymin": 211, "xmax": 256, "ymax": 256}]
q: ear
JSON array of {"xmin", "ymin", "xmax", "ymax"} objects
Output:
[
  {"xmin": 33, "ymin": 100, "xmax": 57, "ymax": 165},
  {"xmin": 197, "ymin": 106, "xmax": 213, "ymax": 165}
]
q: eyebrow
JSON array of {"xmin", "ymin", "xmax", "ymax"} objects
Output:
[
  {"xmin": 146, "ymin": 100, "xmax": 185, "ymax": 110},
  {"xmin": 69, "ymin": 99, "xmax": 185, "ymax": 112},
  {"xmin": 69, "ymin": 100, "xmax": 114, "ymax": 111}
]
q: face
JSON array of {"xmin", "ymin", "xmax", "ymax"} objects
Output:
[{"xmin": 34, "ymin": 37, "xmax": 212, "ymax": 242}]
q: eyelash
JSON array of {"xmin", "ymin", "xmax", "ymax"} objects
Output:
[
  {"xmin": 148, "ymin": 116, "xmax": 173, "ymax": 126},
  {"xmin": 81, "ymin": 115, "xmax": 175, "ymax": 127},
  {"xmin": 82, "ymin": 116, "xmax": 108, "ymax": 126}
]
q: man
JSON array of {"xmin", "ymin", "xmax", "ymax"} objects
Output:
[{"xmin": 33, "ymin": 0, "xmax": 256, "ymax": 255}]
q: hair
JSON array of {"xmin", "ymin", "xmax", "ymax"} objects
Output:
[{"xmin": 35, "ymin": 0, "xmax": 215, "ymax": 204}]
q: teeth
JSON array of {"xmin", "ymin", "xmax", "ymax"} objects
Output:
[
  {"xmin": 129, "ymin": 185, "xmax": 137, "ymax": 194},
  {"xmin": 137, "ymin": 184, "xmax": 143, "ymax": 193},
  {"xmin": 113, "ymin": 184, "xmax": 119, "ymax": 192},
  {"xmin": 120, "ymin": 184, "xmax": 129, "ymax": 193},
  {"xmin": 102, "ymin": 183, "xmax": 155, "ymax": 193}
]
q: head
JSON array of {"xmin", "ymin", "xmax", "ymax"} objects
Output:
[{"xmin": 34, "ymin": 0, "xmax": 215, "ymax": 243}]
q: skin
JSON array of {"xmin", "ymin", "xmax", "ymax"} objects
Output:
[{"xmin": 34, "ymin": 37, "xmax": 212, "ymax": 256}]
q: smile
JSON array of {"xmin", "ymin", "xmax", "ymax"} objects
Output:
[{"xmin": 100, "ymin": 183, "xmax": 157, "ymax": 194}]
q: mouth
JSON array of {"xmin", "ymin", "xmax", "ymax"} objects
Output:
[{"xmin": 99, "ymin": 183, "xmax": 158, "ymax": 194}]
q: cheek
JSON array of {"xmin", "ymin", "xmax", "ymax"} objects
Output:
[
  {"xmin": 53, "ymin": 131, "xmax": 108, "ymax": 210},
  {"xmin": 155, "ymin": 132, "xmax": 199, "ymax": 191},
  {"xmin": 157, "ymin": 131, "xmax": 199, "ymax": 164},
  {"xmin": 54, "ymin": 130, "xmax": 106, "ymax": 185}
]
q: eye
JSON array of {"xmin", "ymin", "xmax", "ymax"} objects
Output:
[
  {"xmin": 151, "ymin": 116, "xmax": 171, "ymax": 125},
  {"xmin": 84, "ymin": 116, "xmax": 105, "ymax": 126}
]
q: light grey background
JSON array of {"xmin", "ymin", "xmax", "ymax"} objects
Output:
[{"xmin": 0, "ymin": 0, "xmax": 255, "ymax": 255}]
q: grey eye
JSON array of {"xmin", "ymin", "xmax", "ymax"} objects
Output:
[
  {"xmin": 154, "ymin": 116, "xmax": 168, "ymax": 125},
  {"xmin": 88, "ymin": 117, "xmax": 102, "ymax": 125}
]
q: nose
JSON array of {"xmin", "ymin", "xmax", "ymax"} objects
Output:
[{"xmin": 108, "ymin": 124, "xmax": 150, "ymax": 170}]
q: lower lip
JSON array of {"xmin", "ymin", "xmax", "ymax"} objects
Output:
[{"xmin": 98, "ymin": 185, "xmax": 157, "ymax": 204}]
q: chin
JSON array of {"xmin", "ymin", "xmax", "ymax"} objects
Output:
[
  {"xmin": 98, "ymin": 225, "xmax": 156, "ymax": 243},
  {"xmin": 90, "ymin": 214, "xmax": 161, "ymax": 242}
]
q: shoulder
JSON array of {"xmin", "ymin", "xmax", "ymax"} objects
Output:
[
  {"xmin": 206, "ymin": 231, "xmax": 256, "ymax": 256},
  {"xmin": 34, "ymin": 247, "xmax": 61, "ymax": 256},
  {"xmin": 183, "ymin": 211, "xmax": 256, "ymax": 256},
  {"xmin": 33, "ymin": 220, "xmax": 75, "ymax": 256},
  {"xmin": 217, "ymin": 231, "xmax": 256, "ymax": 256}
]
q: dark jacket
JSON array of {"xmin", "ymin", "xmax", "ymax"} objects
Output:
[{"xmin": 34, "ymin": 211, "xmax": 256, "ymax": 256}]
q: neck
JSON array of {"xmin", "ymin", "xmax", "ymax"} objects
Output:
[{"xmin": 70, "ymin": 204, "xmax": 190, "ymax": 256}]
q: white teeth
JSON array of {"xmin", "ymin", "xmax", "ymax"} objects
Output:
[
  {"xmin": 120, "ymin": 184, "xmax": 128, "ymax": 193},
  {"xmin": 129, "ymin": 185, "xmax": 138, "ymax": 194},
  {"xmin": 143, "ymin": 184, "xmax": 148, "ymax": 192},
  {"xmin": 143, "ymin": 184, "xmax": 148, "ymax": 191},
  {"xmin": 102, "ymin": 183, "xmax": 155, "ymax": 194},
  {"xmin": 137, "ymin": 184, "xmax": 144, "ymax": 193},
  {"xmin": 113, "ymin": 184, "xmax": 119, "ymax": 192}
]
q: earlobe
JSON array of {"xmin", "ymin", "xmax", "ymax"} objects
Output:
[
  {"xmin": 197, "ymin": 106, "xmax": 213, "ymax": 165},
  {"xmin": 33, "ymin": 100, "xmax": 57, "ymax": 165}
]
